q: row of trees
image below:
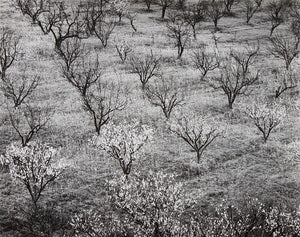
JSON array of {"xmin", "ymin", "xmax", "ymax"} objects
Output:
[
  {"xmin": 0, "ymin": 1, "xmax": 299, "ymax": 236},
  {"xmin": 1, "ymin": 0, "xmax": 298, "ymax": 165},
  {"xmin": 1, "ymin": 32, "xmax": 297, "ymax": 175},
  {"xmin": 166, "ymin": 1, "xmax": 300, "ymax": 59},
  {"xmin": 0, "ymin": 27, "xmax": 50, "ymax": 147},
  {"xmin": 11, "ymin": 0, "xmax": 300, "ymax": 57},
  {"xmin": 12, "ymin": 0, "xmax": 138, "ymax": 51},
  {"xmin": 159, "ymin": 0, "xmax": 299, "ymax": 37}
]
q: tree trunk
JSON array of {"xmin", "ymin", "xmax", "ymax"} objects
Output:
[
  {"xmin": 161, "ymin": 6, "xmax": 167, "ymax": 19},
  {"xmin": 227, "ymin": 95, "xmax": 234, "ymax": 109},
  {"xmin": 214, "ymin": 19, "xmax": 218, "ymax": 32},
  {"xmin": 197, "ymin": 150, "xmax": 201, "ymax": 164},
  {"xmin": 178, "ymin": 46, "xmax": 184, "ymax": 59},
  {"xmin": 192, "ymin": 26, "xmax": 197, "ymax": 39},
  {"xmin": 130, "ymin": 19, "xmax": 137, "ymax": 32}
]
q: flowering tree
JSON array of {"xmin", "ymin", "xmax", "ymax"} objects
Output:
[
  {"xmin": 0, "ymin": 141, "xmax": 63, "ymax": 207},
  {"xmin": 244, "ymin": 102, "xmax": 286, "ymax": 142},
  {"xmin": 109, "ymin": 0, "xmax": 129, "ymax": 22},
  {"xmin": 92, "ymin": 121, "xmax": 153, "ymax": 176},
  {"xmin": 71, "ymin": 171, "xmax": 189, "ymax": 236},
  {"xmin": 188, "ymin": 199, "xmax": 300, "ymax": 236},
  {"xmin": 108, "ymin": 171, "xmax": 189, "ymax": 236},
  {"xmin": 169, "ymin": 113, "xmax": 223, "ymax": 163},
  {"xmin": 70, "ymin": 194, "xmax": 300, "ymax": 236},
  {"xmin": 265, "ymin": 204, "xmax": 300, "ymax": 236},
  {"xmin": 70, "ymin": 210, "xmax": 126, "ymax": 237}
]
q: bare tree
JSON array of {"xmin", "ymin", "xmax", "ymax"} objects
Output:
[
  {"xmin": 126, "ymin": 12, "xmax": 137, "ymax": 32},
  {"xmin": 12, "ymin": 0, "xmax": 51, "ymax": 24},
  {"xmin": 230, "ymin": 45, "xmax": 260, "ymax": 76},
  {"xmin": 176, "ymin": 0, "xmax": 186, "ymax": 10},
  {"xmin": 223, "ymin": 0, "xmax": 237, "ymax": 16},
  {"xmin": 208, "ymin": 45, "xmax": 260, "ymax": 109},
  {"xmin": 82, "ymin": 81, "xmax": 127, "ymax": 135},
  {"xmin": 58, "ymin": 40, "xmax": 124, "ymax": 135},
  {"xmin": 94, "ymin": 16, "xmax": 117, "ymax": 48},
  {"xmin": 8, "ymin": 103, "xmax": 50, "ymax": 146},
  {"xmin": 52, "ymin": 3, "xmax": 89, "ymax": 50},
  {"xmin": 207, "ymin": 0, "xmax": 225, "ymax": 32},
  {"xmin": 182, "ymin": 2, "xmax": 206, "ymax": 39},
  {"xmin": 254, "ymin": 0, "xmax": 263, "ymax": 8},
  {"xmin": 82, "ymin": 0, "xmax": 108, "ymax": 34},
  {"xmin": 143, "ymin": 0, "xmax": 155, "ymax": 11},
  {"xmin": 192, "ymin": 44, "xmax": 219, "ymax": 80},
  {"xmin": 1, "ymin": 72, "xmax": 40, "ymax": 108},
  {"xmin": 244, "ymin": 0, "xmax": 260, "ymax": 24},
  {"xmin": 145, "ymin": 75, "xmax": 184, "ymax": 119},
  {"xmin": 167, "ymin": 13, "xmax": 191, "ymax": 59},
  {"xmin": 269, "ymin": 34, "xmax": 300, "ymax": 69},
  {"xmin": 157, "ymin": 0, "xmax": 173, "ymax": 19},
  {"xmin": 62, "ymin": 55, "xmax": 102, "ymax": 97},
  {"xmin": 169, "ymin": 113, "xmax": 222, "ymax": 163},
  {"xmin": 0, "ymin": 28, "xmax": 19, "ymax": 80},
  {"xmin": 129, "ymin": 51, "xmax": 160, "ymax": 90},
  {"xmin": 244, "ymin": 102, "xmax": 286, "ymax": 142},
  {"xmin": 273, "ymin": 68, "xmax": 298, "ymax": 98},
  {"xmin": 25, "ymin": 1, "xmax": 90, "ymax": 51},
  {"xmin": 267, "ymin": 0, "xmax": 292, "ymax": 36},
  {"xmin": 56, "ymin": 37, "xmax": 84, "ymax": 72},
  {"xmin": 290, "ymin": 8, "xmax": 300, "ymax": 38}
]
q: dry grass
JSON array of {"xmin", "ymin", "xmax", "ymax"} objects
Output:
[{"xmin": 0, "ymin": 0, "xmax": 299, "ymax": 235}]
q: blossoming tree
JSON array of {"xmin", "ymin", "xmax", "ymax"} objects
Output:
[
  {"xmin": 92, "ymin": 121, "xmax": 153, "ymax": 176},
  {"xmin": 1, "ymin": 141, "xmax": 64, "ymax": 207}
]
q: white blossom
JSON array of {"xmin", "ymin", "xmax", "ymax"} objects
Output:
[
  {"xmin": 1, "ymin": 141, "xmax": 64, "ymax": 205},
  {"xmin": 92, "ymin": 121, "xmax": 153, "ymax": 175}
]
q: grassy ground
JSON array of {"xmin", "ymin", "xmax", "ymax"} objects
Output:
[{"xmin": 0, "ymin": 0, "xmax": 299, "ymax": 235}]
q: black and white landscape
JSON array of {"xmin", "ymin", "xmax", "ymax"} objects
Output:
[{"xmin": 0, "ymin": 0, "xmax": 299, "ymax": 236}]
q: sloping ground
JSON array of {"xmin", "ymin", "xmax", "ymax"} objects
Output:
[{"xmin": 0, "ymin": 0, "xmax": 299, "ymax": 235}]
